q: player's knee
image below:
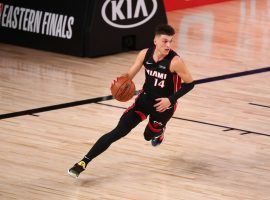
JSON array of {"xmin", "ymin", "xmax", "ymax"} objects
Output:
[
  {"xmin": 143, "ymin": 123, "xmax": 163, "ymax": 141},
  {"xmin": 113, "ymin": 112, "xmax": 141, "ymax": 138},
  {"xmin": 104, "ymin": 110, "xmax": 143, "ymax": 143}
]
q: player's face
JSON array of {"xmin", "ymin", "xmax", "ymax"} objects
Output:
[{"xmin": 154, "ymin": 34, "xmax": 173, "ymax": 56}]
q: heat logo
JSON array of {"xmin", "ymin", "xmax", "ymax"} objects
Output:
[{"xmin": 101, "ymin": 0, "xmax": 157, "ymax": 28}]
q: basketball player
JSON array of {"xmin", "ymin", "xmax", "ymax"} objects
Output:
[{"xmin": 68, "ymin": 24, "xmax": 194, "ymax": 178}]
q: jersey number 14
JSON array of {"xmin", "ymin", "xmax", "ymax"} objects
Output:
[{"xmin": 154, "ymin": 79, "xmax": 165, "ymax": 88}]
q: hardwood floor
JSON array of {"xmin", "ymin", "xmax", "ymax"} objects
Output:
[{"xmin": 0, "ymin": 0, "xmax": 269, "ymax": 199}]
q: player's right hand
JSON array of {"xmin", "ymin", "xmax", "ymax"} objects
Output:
[{"xmin": 110, "ymin": 74, "xmax": 129, "ymax": 88}]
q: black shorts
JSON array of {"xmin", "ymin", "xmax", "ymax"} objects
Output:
[{"xmin": 123, "ymin": 91, "xmax": 176, "ymax": 132}]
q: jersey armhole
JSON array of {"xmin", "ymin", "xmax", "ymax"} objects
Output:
[{"xmin": 143, "ymin": 46, "xmax": 155, "ymax": 64}]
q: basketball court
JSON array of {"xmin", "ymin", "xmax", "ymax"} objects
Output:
[{"xmin": 0, "ymin": 0, "xmax": 269, "ymax": 199}]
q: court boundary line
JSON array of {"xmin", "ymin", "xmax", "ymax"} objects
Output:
[
  {"xmin": 0, "ymin": 66, "xmax": 269, "ymax": 120},
  {"xmin": 94, "ymin": 102, "xmax": 270, "ymax": 138},
  {"xmin": 249, "ymin": 103, "xmax": 270, "ymax": 109}
]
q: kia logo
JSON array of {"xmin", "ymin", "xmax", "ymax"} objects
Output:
[{"xmin": 101, "ymin": 0, "xmax": 158, "ymax": 28}]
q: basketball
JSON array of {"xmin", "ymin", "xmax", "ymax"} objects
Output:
[{"xmin": 111, "ymin": 76, "xmax": 136, "ymax": 102}]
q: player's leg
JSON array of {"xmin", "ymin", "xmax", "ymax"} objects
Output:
[
  {"xmin": 144, "ymin": 108, "xmax": 175, "ymax": 146},
  {"xmin": 68, "ymin": 92, "xmax": 149, "ymax": 178},
  {"xmin": 68, "ymin": 110, "xmax": 142, "ymax": 178},
  {"xmin": 143, "ymin": 120, "xmax": 164, "ymax": 141}
]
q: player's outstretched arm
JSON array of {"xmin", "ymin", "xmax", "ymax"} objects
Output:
[{"xmin": 126, "ymin": 49, "xmax": 147, "ymax": 79}]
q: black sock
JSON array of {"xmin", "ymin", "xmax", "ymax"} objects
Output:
[{"xmin": 81, "ymin": 156, "xmax": 91, "ymax": 166}]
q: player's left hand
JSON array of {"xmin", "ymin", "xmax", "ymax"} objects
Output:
[{"xmin": 154, "ymin": 98, "xmax": 171, "ymax": 112}]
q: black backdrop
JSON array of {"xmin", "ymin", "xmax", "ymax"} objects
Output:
[{"xmin": 0, "ymin": 0, "xmax": 167, "ymax": 57}]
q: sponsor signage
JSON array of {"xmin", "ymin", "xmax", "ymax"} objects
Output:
[
  {"xmin": 0, "ymin": 4, "xmax": 74, "ymax": 39},
  {"xmin": 0, "ymin": 0, "xmax": 88, "ymax": 56},
  {"xmin": 85, "ymin": 0, "xmax": 167, "ymax": 57},
  {"xmin": 101, "ymin": 0, "xmax": 158, "ymax": 28},
  {"xmin": 0, "ymin": 0, "xmax": 167, "ymax": 57}
]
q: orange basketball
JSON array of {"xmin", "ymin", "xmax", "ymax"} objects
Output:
[{"xmin": 111, "ymin": 76, "xmax": 136, "ymax": 102}]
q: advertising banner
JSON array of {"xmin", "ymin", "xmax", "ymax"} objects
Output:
[
  {"xmin": 85, "ymin": 0, "xmax": 167, "ymax": 57},
  {"xmin": 0, "ymin": 0, "xmax": 89, "ymax": 56},
  {"xmin": 0, "ymin": 0, "xmax": 167, "ymax": 57}
]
